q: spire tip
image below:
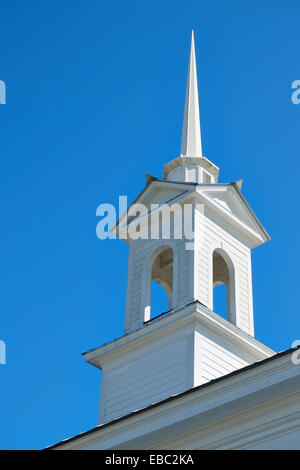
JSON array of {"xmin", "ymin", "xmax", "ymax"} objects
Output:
[{"xmin": 180, "ymin": 31, "xmax": 202, "ymax": 158}]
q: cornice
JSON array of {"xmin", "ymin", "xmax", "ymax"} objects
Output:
[
  {"xmin": 83, "ymin": 302, "xmax": 274, "ymax": 369},
  {"xmin": 163, "ymin": 155, "xmax": 219, "ymax": 179}
]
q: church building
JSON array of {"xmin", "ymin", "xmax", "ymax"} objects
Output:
[{"xmin": 48, "ymin": 32, "xmax": 300, "ymax": 450}]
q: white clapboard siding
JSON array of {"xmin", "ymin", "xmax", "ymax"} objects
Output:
[{"xmin": 101, "ymin": 331, "xmax": 192, "ymax": 423}]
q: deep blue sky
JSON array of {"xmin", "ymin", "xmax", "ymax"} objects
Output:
[{"xmin": 0, "ymin": 0, "xmax": 299, "ymax": 450}]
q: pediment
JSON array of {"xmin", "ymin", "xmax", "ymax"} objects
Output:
[
  {"xmin": 141, "ymin": 185, "xmax": 190, "ymax": 209},
  {"xmin": 198, "ymin": 185, "xmax": 270, "ymax": 243},
  {"xmin": 112, "ymin": 180, "xmax": 194, "ymax": 237},
  {"xmin": 112, "ymin": 180, "xmax": 269, "ymax": 246},
  {"xmin": 203, "ymin": 189, "xmax": 252, "ymax": 224}
]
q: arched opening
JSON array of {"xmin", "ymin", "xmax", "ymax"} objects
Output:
[
  {"xmin": 150, "ymin": 281, "xmax": 169, "ymax": 319},
  {"xmin": 212, "ymin": 249, "xmax": 236, "ymax": 324},
  {"xmin": 213, "ymin": 283, "xmax": 228, "ymax": 320},
  {"xmin": 145, "ymin": 246, "xmax": 173, "ymax": 321}
]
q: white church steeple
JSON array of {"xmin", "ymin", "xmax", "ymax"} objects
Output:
[
  {"xmin": 180, "ymin": 30, "xmax": 202, "ymax": 158},
  {"xmin": 84, "ymin": 32, "xmax": 274, "ymax": 426}
]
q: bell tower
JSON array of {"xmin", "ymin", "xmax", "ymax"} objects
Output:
[{"xmin": 84, "ymin": 32, "xmax": 275, "ymax": 425}]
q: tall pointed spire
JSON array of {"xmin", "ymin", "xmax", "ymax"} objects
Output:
[
  {"xmin": 180, "ymin": 31, "xmax": 202, "ymax": 158},
  {"xmin": 164, "ymin": 31, "xmax": 219, "ymax": 183}
]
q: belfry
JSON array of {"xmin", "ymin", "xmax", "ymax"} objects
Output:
[{"xmin": 49, "ymin": 32, "xmax": 300, "ymax": 451}]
